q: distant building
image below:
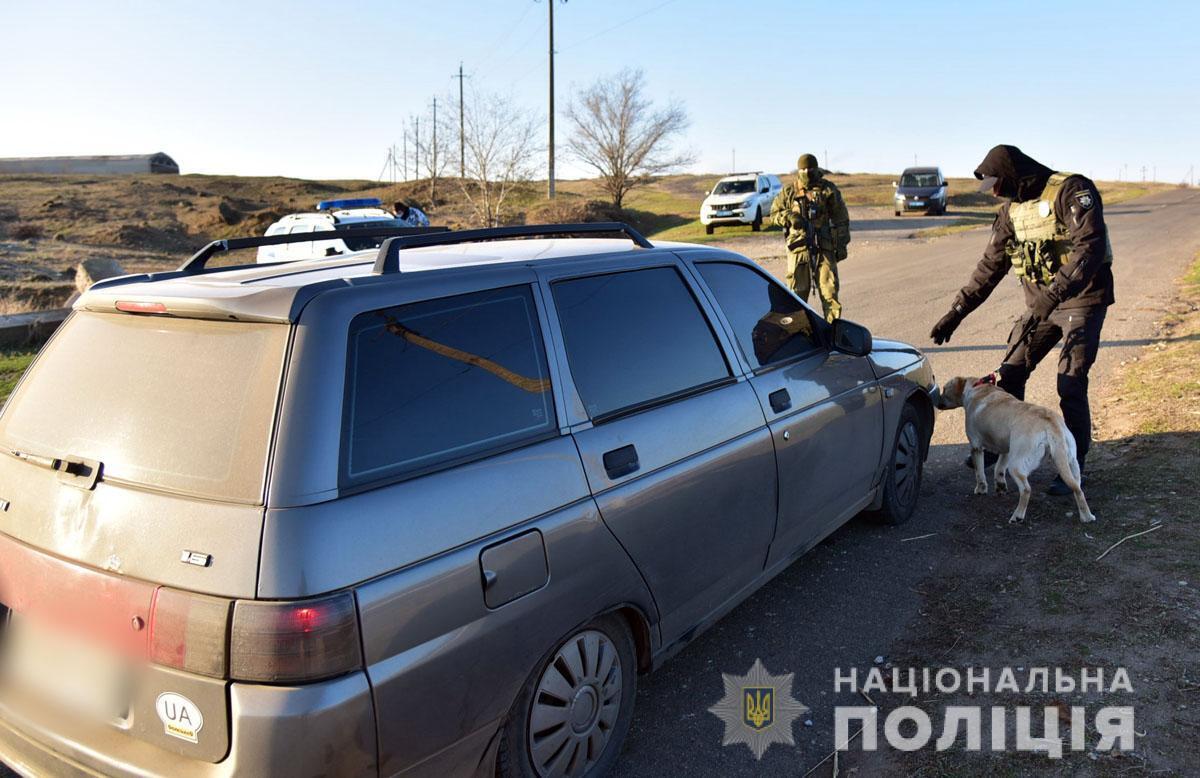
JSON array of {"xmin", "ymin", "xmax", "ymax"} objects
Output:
[{"xmin": 0, "ymin": 152, "xmax": 179, "ymax": 175}]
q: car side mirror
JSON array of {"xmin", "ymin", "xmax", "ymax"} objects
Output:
[
  {"xmin": 704, "ymin": 190, "xmax": 711, "ymax": 196},
  {"xmin": 832, "ymin": 319, "xmax": 872, "ymax": 356},
  {"xmin": 891, "ymin": 181, "xmax": 898, "ymax": 187}
]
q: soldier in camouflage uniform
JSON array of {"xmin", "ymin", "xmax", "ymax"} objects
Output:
[
  {"xmin": 769, "ymin": 154, "xmax": 851, "ymax": 321},
  {"xmin": 930, "ymin": 145, "xmax": 1114, "ymax": 496}
]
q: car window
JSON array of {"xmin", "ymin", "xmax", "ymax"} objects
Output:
[
  {"xmin": 553, "ymin": 267, "xmax": 731, "ymax": 420},
  {"xmin": 712, "ymin": 179, "xmax": 756, "ymax": 195},
  {"xmin": 342, "ymin": 285, "xmax": 555, "ymax": 485},
  {"xmin": 696, "ymin": 261, "xmax": 820, "ymax": 369},
  {"xmin": 900, "ymin": 172, "xmax": 940, "ymax": 188}
]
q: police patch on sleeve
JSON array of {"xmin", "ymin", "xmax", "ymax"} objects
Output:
[{"xmin": 1074, "ymin": 191, "xmax": 1094, "ymax": 209}]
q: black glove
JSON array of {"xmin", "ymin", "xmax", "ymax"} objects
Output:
[
  {"xmin": 787, "ymin": 212, "xmax": 805, "ymax": 230},
  {"xmin": 930, "ymin": 304, "xmax": 966, "ymax": 345},
  {"xmin": 1030, "ymin": 287, "xmax": 1059, "ymax": 321}
]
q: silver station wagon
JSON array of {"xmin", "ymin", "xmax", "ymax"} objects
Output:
[{"xmin": 0, "ymin": 223, "xmax": 936, "ymax": 777}]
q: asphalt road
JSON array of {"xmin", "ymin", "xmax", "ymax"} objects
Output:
[
  {"xmin": 2, "ymin": 190, "xmax": 1197, "ymax": 777},
  {"xmin": 612, "ymin": 188, "xmax": 1200, "ymax": 776}
]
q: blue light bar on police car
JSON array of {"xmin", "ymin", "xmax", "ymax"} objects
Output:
[{"xmin": 316, "ymin": 197, "xmax": 383, "ymax": 211}]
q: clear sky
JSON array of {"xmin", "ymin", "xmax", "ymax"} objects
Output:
[{"xmin": 3, "ymin": 0, "xmax": 1197, "ymax": 183}]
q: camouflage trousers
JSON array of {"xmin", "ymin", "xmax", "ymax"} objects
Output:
[{"xmin": 786, "ymin": 250, "xmax": 841, "ymax": 321}]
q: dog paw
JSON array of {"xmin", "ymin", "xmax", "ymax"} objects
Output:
[
  {"xmin": 1008, "ymin": 512, "xmax": 1025, "ymax": 524},
  {"xmin": 995, "ymin": 481, "xmax": 1008, "ymax": 494},
  {"xmin": 1079, "ymin": 513, "xmax": 1097, "ymax": 523},
  {"xmin": 973, "ymin": 483, "xmax": 988, "ymax": 496}
]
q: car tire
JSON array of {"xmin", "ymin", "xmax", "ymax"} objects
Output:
[
  {"xmin": 497, "ymin": 614, "xmax": 637, "ymax": 778},
  {"xmin": 705, "ymin": 223, "xmax": 714, "ymax": 235},
  {"xmin": 894, "ymin": 210, "xmax": 901, "ymax": 217},
  {"xmin": 751, "ymin": 208, "xmax": 762, "ymax": 231},
  {"xmin": 870, "ymin": 403, "xmax": 924, "ymax": 525}
]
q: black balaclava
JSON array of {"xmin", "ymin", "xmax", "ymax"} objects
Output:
[{"xmin": 974, "ymin": 145, "xmax": 1054, "ymax": 202}]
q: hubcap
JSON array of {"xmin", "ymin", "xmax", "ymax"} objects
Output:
[
  {"xmin": 894, "ymin": 420, "xmax": 920, "ymax": 507},
  {"xmin": 528, "ymin": 630, "xmax": 622, "ymax": 777}
]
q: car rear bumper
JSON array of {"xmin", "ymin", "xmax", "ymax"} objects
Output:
[{"xmin": 0, "ymin": 672, "xmax": 377, "ymax": 777}]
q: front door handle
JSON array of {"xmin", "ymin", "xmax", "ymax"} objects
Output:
[
  {"xmin": 769, "ymin": 388, "xmax": 792, "ymax": 413},
  {"xmin": 603, "ymin": 444, "xmax": 640, "ymax": 479}
]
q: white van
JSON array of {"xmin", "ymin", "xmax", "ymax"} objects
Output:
[
  {"xmin": 256, "ymin": 198, "xmax": 425, "ymax": 263},
  {"xmin": 699, "ymin": 172, "xmax": 782, "ymax": 234}
]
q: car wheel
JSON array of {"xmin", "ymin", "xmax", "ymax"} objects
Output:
[
  {"xmin": 751, "ymin": 208, "xmax": 762, "ymax": 231},
  {"xmin": 871, "ymin": 403, "xmax": 924, "ymax": 525},
  {"xmin": 894, "ymin": 210, "xmax": 901, "ymax": 217},
  {"xmin": 705, "ymin": 223, "xmax": 714, "ymax": 235},
  {"xmin": 498, "ymin": 614, "xmax": 636, "ymax": 778}
]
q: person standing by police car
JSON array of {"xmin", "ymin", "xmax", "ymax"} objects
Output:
[
  {"xmin": 929, "ymin": 144, "xmax": 1114, "ymax": 496},
  {"xmin": 770, "ymin": 153, "xmax": 851, "ymax": 321}
]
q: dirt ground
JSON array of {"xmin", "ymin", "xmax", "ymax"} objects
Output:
[{"xmin": 841, "ymin": 258, "xmax": 1200, "ymax": 776}]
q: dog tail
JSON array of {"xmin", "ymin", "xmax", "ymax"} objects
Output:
[{"xmin": 1047, "ymin": 418, "xmax": 1082, "ymax": 486}]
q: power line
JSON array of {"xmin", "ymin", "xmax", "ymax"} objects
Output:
[{"xmin": 560, "ymin": 0, "xmax": 680, "ymax": 52}]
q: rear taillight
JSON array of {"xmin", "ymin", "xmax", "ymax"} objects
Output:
[
  {"xmin": 147, "ymin": 589, "xmax": 362, "ymax": 684},
  {"xmin": 229, "ymin": 593, "xmax": 362, "ymax": 683},
  {"xmin": 148, "ymin": 588, "xmax": 230, "ymax": 678}
]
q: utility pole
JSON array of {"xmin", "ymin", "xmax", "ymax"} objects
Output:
[
  {"xmin": 731, "ymin": 148, "xmax": 735, "ymax": 172},
  {"xmin": 431, "ymin": 98, "xmax": 439, "ymax": 203},
  {"xmin": 547, "ymin": 0, "xmax": 558, "ymax": 199},
  {"xmin": 824, "ymin": 149, "xmax": 828, "ymax": 169},
  {"xmin": 453, "ymin": 62, "xmax": 467, "ymax": 178},
  {"xmin": 402, "ymin": 130, "xmax": 408, "ymax": 181},
  {"xmin": 414, "ymin": 115, "xmax": 420, "ymax": 181},
  {"xmin": 1141, "ymin": 165, "xmax": 1146, "ymax": 182}
]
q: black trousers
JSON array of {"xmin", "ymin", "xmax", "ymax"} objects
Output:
[{"xmin": 997, "ymin": 304, "xmax": 1108, "ymax": 468}]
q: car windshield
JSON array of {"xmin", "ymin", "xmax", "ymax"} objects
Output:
[
  {"xmin": 900, "ymin": 173, "xmax": 940, "ymax": 188},
  {"xmin": 712, "ymin": 180, "xmax": 756, "ymax": 195},
  {"xmin": 337, "ymin": 219, "xmax": 416, "ymax": 251}
]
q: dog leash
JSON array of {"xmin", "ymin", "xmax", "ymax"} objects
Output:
[{"xmin": 997, "ymin": 311, "xmax": 1041, "ymax": 374}]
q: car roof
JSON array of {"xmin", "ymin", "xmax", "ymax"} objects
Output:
[
  {"xmin": 901, "ymin": 166, "xmax": 941, "ymax": 174},
  {"xmin": 717, "ymin": 172, "xmax": 762, "ymax": 181},
  {"xmin": 76, "ymin": 238, "xmax": 713, "ymax": 324}
]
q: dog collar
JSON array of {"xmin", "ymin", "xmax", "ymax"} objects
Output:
[{"xmin": 973, "ymin": 372, "xmax": 999, "ymax": 388}]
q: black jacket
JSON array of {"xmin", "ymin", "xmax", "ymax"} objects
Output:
[{"xmin": 956, "ymin": 147, "xmax": 1114, "ymax": 313}]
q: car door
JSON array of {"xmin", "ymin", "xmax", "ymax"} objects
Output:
[
  {"xmin": 688, "ymin": 256, "xmax": 885, "ymax": 567},
  {"xmin": 542, "ymin": 260, "xmax": 778, "ymax": 647}
]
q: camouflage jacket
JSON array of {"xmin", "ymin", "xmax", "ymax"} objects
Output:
[{"xmin": 769, "ymin": 176, "xmax": 851, "ymax": 257}]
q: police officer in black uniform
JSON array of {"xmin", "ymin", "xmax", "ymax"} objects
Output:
[{"xmin": 929, "ymin": 145, "xmax": 1114, "ymax": 495}]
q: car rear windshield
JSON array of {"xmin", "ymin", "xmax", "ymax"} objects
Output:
[
  {"xmin": 900, "ymin": 172, "xmax": 940, "ymax": 188},
  {"xmin": 0, "ymin": 312, "xmax": 289, "ymax": 504},
  {"xmin": 713, "ymin": 180, "xmax": 756, "ymax": 195}
]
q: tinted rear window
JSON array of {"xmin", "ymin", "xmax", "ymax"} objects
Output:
[
  {"xmin": 0, "ymin": 312, "xmax": 288, "ymax": 503},
  {"xmin": 697, "ymin": 262, "xmax": 820, "ymax": 369},
  {"xmin": 343, "ymin": 285, "xmax": 554, "ymax": 484},
  {"xmin": 553, "ymin": 267, "xmax": 730, "ymax": 420}
]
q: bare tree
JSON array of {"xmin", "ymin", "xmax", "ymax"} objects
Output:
[
  {"xmin": 459, "ymin": 91, "xmax": 541, "ymax": 227},
  {"xmin": 565, "ymin": 69, "xmax": 694, "ymax": 208}
]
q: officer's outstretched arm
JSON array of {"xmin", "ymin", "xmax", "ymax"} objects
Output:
[
  {"xmin": 952, "ymin": 207, "xmax": 1014, "ymax": 315},
  {"xmin": 1049, "ymin": 176, "xmax": 1107, "ymax": 302}
]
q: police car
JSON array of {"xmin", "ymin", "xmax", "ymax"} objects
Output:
[
  {"xmin": 256, "ymin": 198, "xmax": 428, "ymax": 263},
  {"xmin": 699, "ymin": 172, "xmax": 782, "ymax": 235}
]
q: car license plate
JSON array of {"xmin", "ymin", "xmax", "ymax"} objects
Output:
[
  {"xmin": 715, "ymin": 210, "xmax": 731, "ymax": 217},
  {"xmin": 910, "ymin": 201, "xmax": 924, "ymax": 207}
]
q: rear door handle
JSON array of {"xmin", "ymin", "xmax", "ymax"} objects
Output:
[
  {"xmin": 603, "ymin": 444, "xmax": 640, "ymax": 479},
  {"xmin": 769, "ymin": 388, "xmax": 792, "ymax": 413}
]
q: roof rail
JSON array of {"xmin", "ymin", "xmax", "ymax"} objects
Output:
[
  {"xmin": 372, "ymin": 222, "xmax": 653, "ymax": 275},
  {"xmin": 179, "ymin": 226, "xmax": 450, "ymax": 274}
]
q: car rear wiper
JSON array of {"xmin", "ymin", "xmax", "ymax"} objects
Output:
[{"xmin": 7, "ymin": 449, "xmax": 102, "ymax": 490}]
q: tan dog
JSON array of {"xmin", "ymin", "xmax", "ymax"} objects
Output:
[{"xmin": 937, "ymin": 376, "xmax": 1096, "ymax": 524}]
